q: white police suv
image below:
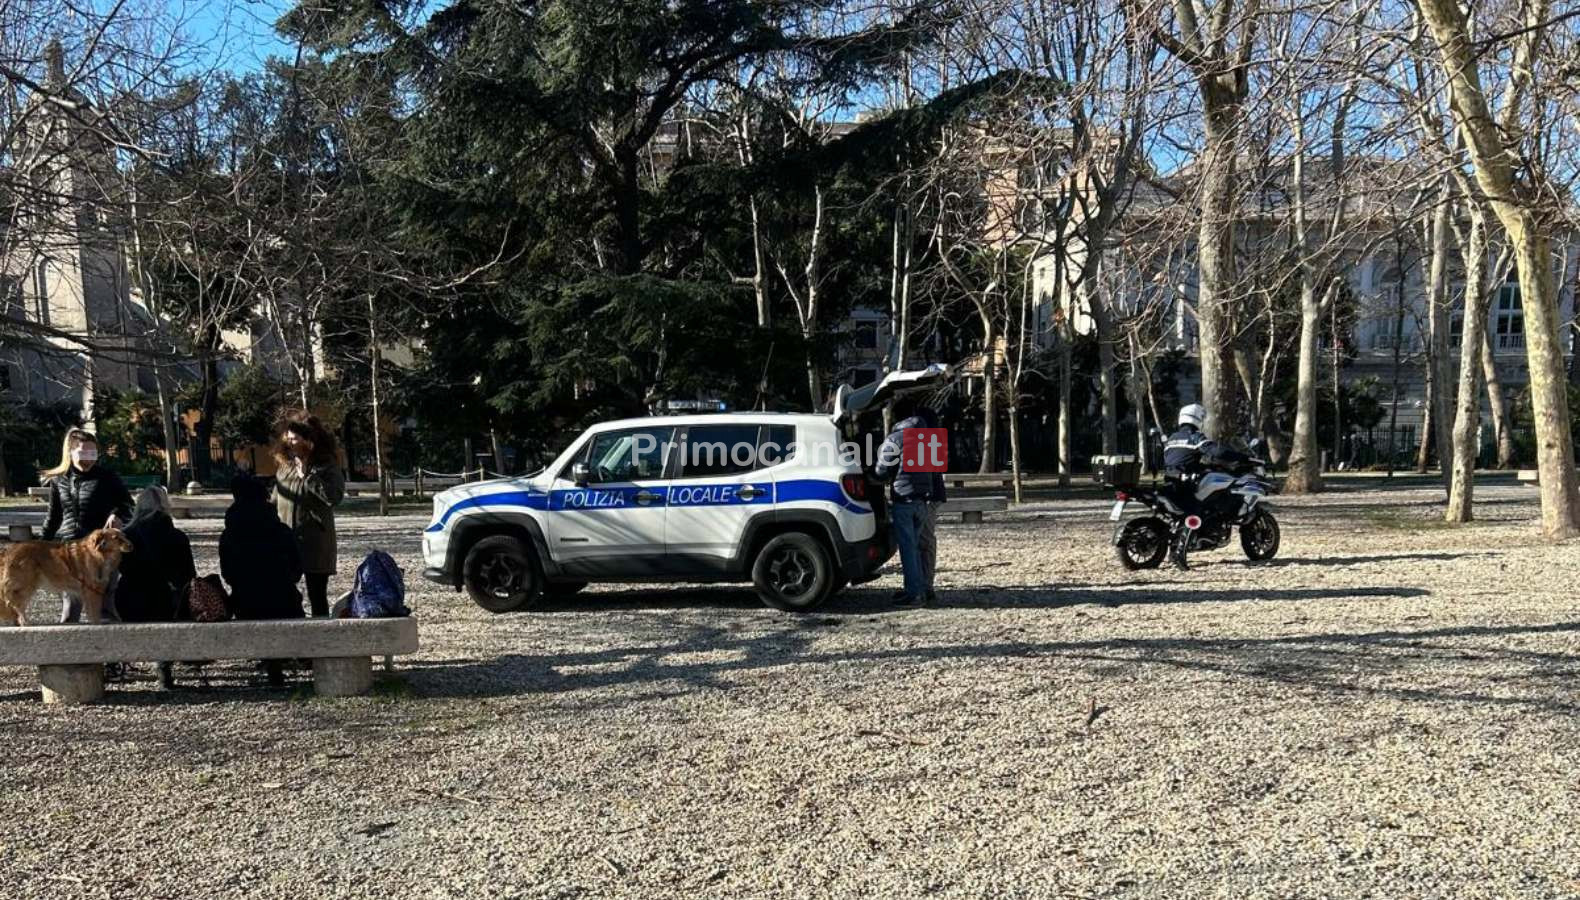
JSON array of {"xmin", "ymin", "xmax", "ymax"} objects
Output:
[{"xmin": 421, "ymin": 366, "xmax": 950, "ymax": 612}]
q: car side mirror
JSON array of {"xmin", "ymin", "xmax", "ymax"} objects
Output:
[{"xmin": 571, "ymin": 462, "xmax": 592, "ymax": 486}]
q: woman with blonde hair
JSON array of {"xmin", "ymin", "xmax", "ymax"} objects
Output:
[
  {"xmin": 41, "ymin": 428, "xmax": 134, "ymax": 622},
  {"xmin": 271, "ymin": 412, "xmax": 345, "ymax": 617}
]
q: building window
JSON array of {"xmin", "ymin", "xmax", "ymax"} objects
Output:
[
  {"xmin": 1449, "ymin": 309, "xmax": 1464, "ymax": 342},
  {"xmin": 853, "ymin": 321, "xmax": 878, "ymax": 350},
  {"xmin": 32, "ymin": 261, "xmax": 49, "ymax": 326},
  {"xmin": 1495, "ymin": 276, "xmax": 1523, "ymax": 351}
]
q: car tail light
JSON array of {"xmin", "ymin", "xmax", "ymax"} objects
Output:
[
  {"xmin": 840, "ymin": 473, "xmax": 868, "ymax": 502},
  {"xmin": 1114, "ymin": 491, "xmax": 1129, "ymax": 501}
]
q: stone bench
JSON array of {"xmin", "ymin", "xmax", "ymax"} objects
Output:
[
  {"xmin": 1517, "ymin": 469, "xmax": 1538, "ymax": 485},
  {"xmin": 0, "ymin": 618, "xmax": 419, "ymax": 705},
  {"xmin": 938, "ymin": 495, "xmax": 1009, "ymax": 524}
]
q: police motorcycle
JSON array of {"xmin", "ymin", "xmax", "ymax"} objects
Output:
[{"xmin": 1094, "ymin": 447, "xmax": 1281, "ymax": 570}]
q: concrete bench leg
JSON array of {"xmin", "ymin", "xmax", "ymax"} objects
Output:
[
  {"xmin": 312, "ymin": 656, "xmax": 373, "ymax": 697},
  {"xmin": 961, "ymin": 510, "xmax": 984, "ymax": 524},
  {"xmin": 8, "ymin": 524, "xmax": 33, "ymax": 542},
  {"xmin": 40, "ymin": 664, "xmax": 105, "ymax": 705}
]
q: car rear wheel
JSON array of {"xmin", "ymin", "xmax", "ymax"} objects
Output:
[
  {"xmin": 463, "ymin": 535, "xmax": 542, "ymax": 613},
  {"xmin": 752, "ymin": 532, "xmax": 835, "ymax": 612}
]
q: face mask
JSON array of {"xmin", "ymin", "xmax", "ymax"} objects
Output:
[{"xmin": 72, "ymin": 447, "xmax": 97, "ymax": 466}]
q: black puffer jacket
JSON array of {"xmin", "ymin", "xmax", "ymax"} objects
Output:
[
  {"xmin": 220, "ymin": 478, "xmax": 305, "ymax": 620},
  {"xmin": 114, "ymin": 512, "xmax": 197, "ymax": 623},
  {"xmin": 42, "ymin": 466, "xmax": 134, "ymax": 541}
]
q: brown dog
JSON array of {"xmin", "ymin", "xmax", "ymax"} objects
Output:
[{"xmin": 0, "ymin": 528, "xmax": 133, "ymax": 626}]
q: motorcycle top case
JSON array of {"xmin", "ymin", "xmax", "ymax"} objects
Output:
[{"xmin": 1091, "ymin": 455, "xmax": 1141, "ymax": 488}]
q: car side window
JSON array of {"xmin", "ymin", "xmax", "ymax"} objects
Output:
[
  {"xmin": 580, "ymin": 426, "xmax": 675, "ymax": 483},
  {"xmin": 678, "ymin": 424, "xmax": 763, "ymax": 478},
  {"xmin": 758, "ymin": 425, "xmax": 796, "ymax": 467}
]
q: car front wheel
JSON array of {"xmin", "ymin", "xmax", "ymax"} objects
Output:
[
  {"xmin": 752, "ymin": 532, "xmax": 835, "ymax": 612},
  {"xmin": 463, "ymin": 535, "xmax": 542, "ymax": 613}
]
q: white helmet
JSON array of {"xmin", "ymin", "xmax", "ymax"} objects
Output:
[{"xmin": 1178, "ymin": 403, "xmax": 1207, "ymax": 429}]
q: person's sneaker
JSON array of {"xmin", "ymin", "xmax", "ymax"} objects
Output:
[{"xmin": 892, "ymin": 593, "xmax": 926, "ymax": 608}]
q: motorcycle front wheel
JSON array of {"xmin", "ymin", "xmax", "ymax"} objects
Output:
[
  {"xmin": 1240, "ymin": 509, "xmax": 1281, "ymax": 561},
  {"xmin": 1115, "ymin": 517, "xmax": 1170, "ymax": 570}
]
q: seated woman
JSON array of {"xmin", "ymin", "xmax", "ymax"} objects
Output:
[
  {"xmin": 221, "ymin": 475, "xmax": 305, "ymax": 621},
  {"xmin": 115, "ymin": 487, "xmax": 197, "ymax": 689},
  {"xmin": 220, "ymin": 475, "xmax": 304, "ymax": 687}
]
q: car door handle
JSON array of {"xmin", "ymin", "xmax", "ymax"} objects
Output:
[
  {"xmin": 634, "ymin": 490, "xmax": 664, "ymax": 505},
  {"xmin": 738, "ymin": 486, "xmax": 766, "ymax": 500}
]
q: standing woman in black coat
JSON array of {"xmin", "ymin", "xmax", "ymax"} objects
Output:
[{"xmin": 41, "ymin": 429, "xmax": 133, "ymax": 622}]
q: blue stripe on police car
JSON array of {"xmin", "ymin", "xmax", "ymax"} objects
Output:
[{"xmin": 426, "ymin": 478, "xmax": 870, "ymax": 533}]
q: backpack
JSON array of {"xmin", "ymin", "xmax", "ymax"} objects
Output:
[
  {"xmin": 350, "ymin": 550, "xmax": 409, "ymax": 618},
  {"xmin": 183, "ymin": 575, "xmax": 231, "ymax": 623}
]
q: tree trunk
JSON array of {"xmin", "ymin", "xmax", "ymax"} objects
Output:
[
  {"xmin": 978, "ymin": 312, "xmax": 997, "ymax": 474},
  {"xmin": 1386, "ymin": 278, "xmax": 1407, "ymax": 476},
  {"xmin": 193, "ymin": 347, "xmax": 220, "ymax": 484},
  {"xmin": 153, "ymin": 365, "xmax": 181, "ymax": 488},
  {"xmin": 1078, "ymin": 234, "xmax": 1120, "ymax": 456},
  {"xmin": 368, "ymin": 295, "xmax": 389, "ymax": 517},
  {"xmin": 1415, "ymin": 396, "xmax": 1432, "ymax": 474},
  {"xmin": 1510, "ymin": 231, "xmax": 1578, "ymax": 533},
  {"xmin": 1447, "ymin": 210, "xmax": 1492, "ymax": 522},
  {"xmin": 1417, "ymin": 0, "xmax": 1580, "ymax": 537},
  {"xmin": 1057, "ymin": 326, "xmax": 1072, "ymax": 487},
  {"xmin": 1008, "ymin": 402, "xmax": 1022, "ymax": 504},
  {"xmin": 489, "ymin": 428, "xmax": 506, "ymax": 478},
  {"xmin": 1425, "ymin": 196, "xmax": 1454, "ymax": 484},
  {"xmin": 1285, "ymin": 288, "xmax": 1325, "ymax": 492},
  {"xmin": 1481, "ymin": 330, "xmax": 1515, "ymax": 468},
  {"xmin": 1196, "ymin": 102, "xmax": 1241, "ymax": 438}
]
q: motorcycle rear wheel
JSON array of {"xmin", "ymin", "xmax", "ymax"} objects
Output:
[
  {"xmin": 1240, "ymin": 509, "xmax": 1281, "ymax": 561},
  {"xmin": 1115, "ymin": 518, "xmax": 1170, "ymax": 570}
]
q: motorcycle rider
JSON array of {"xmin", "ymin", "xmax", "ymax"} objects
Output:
[{"xmin": 1162, "ymin": 403, "xmax": 1252, "ymax": 569}]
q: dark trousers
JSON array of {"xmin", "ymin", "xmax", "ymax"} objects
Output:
[{"xmin": 306, "ymin": 574, "xmax": 330, "ymax": 617}]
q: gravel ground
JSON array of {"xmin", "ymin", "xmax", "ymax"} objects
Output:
[{"xmin": 1, "ymin": 482, "xmax": 1577, "ymax": 899}]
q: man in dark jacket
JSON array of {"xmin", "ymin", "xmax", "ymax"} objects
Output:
[
  {"xmin": 1163, "ymin": 404, "xmax": 1250, "ymax": 484},
  {"xmin": 1162, "ymin": 403, "xmax": 1252, "ymax": 568},
  {"xmin": 875, "ymin": 399, "xmax": 947, "ymax": 607}
]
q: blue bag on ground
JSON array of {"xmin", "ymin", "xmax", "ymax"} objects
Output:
[{"xmin": 350, "ymin": 550, "xmax": 410, "ymax": 618}]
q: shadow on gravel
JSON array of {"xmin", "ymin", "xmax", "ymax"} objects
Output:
[
  {"xmin": 933, "ymin": 585, "xmax": 1430, "ymax": 609},
  {"xmin": 400, "ymin": 619, "xmax": 1580, "ymax": 715},
  {"xmin": 1259, "ymin": 552, "xmax": 1490, "ymax": 567}
]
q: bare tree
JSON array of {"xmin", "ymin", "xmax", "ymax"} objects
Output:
[
  {"xmin": 1415, "ymin": 0, "xmax": 1580, "ymax": 537},
  {"xmin": 1149, "ymin": 0, "xmax": 1264, "ymax": 437}
]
